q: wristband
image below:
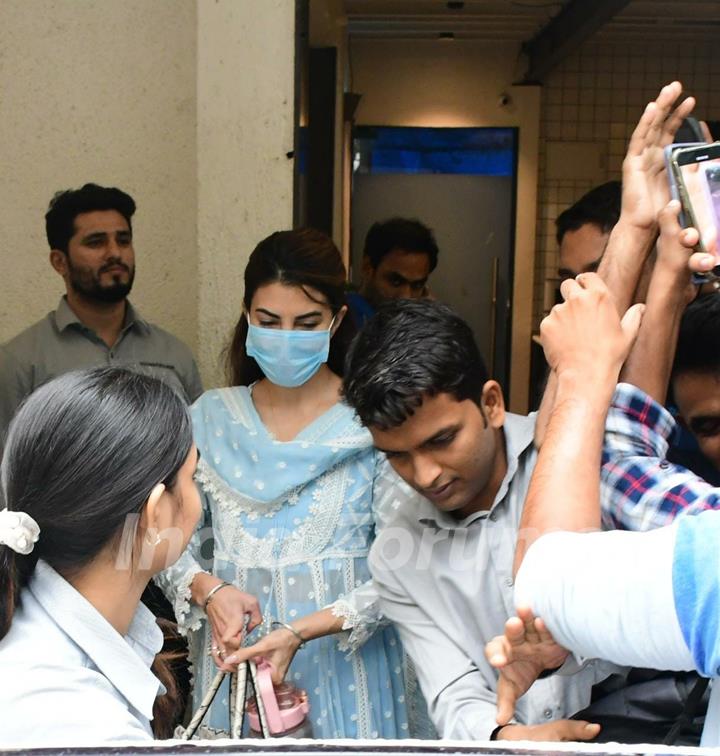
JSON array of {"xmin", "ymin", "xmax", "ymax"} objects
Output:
[
  {"xmin": 203, "ymin": 580, "xmax": 233, "ymax": 611},
  {"xmin": 271, "ymin": 620, "xmax": 306, "ymax": 648},
  {"xmin": 489, "ymin": 725, "xmax": 505, "ymax": 740}
]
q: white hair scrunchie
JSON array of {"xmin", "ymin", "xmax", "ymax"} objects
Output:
[{"xmin": 0, "ymin": 510, "xmax": 40, "ymax": 555}]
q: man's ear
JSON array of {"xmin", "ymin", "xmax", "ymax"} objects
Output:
[
  {"xmin": 49, "ymin": 249, "xmax": 68, "ymax": 276},
  {"xmin": 361, "ymin": 255, "xmax": 374, "ymax": 283},
  {"xmin": 480, "ymin": 380, "xmax": 506, "ymax": 429}
]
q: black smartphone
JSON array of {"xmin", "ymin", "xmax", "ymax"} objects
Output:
[{"xmin": 671, "ymin": 142, "xmax": 720, "ymax": 261}]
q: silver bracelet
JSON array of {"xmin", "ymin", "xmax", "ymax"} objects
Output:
[
  {"xmin": 203, "ymin": 580, "xmax": 233, "ymax": 611},
  {"xmin": 271, "ymin": 620, "xmax": 306, "ymax": 648}
]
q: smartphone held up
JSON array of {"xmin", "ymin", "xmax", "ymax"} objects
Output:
[{"xmin": 666, "ymin": 121, "xmax": 720, "ymax": 280}]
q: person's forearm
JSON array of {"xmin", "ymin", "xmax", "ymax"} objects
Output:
[
  {"xmin": 533, "ymin": 371, "xmax": 557, "ymax": 448},
  {"xmin": 190, "ymin": 571, "xmax": 222, "ymax": 607},
  {"xmin": 514, "ymin": 370, "xmax": 616, "ymax": 575},
  {"xmin": 290, "ymin": 607, "xmax": 344, "ymax": 642},
  {"xmin": 535, "ymin": 221, "xmax": 654, "ymax": 449},
  {"xmin": 620, "ymin": 266, "xmax": 688, "ymax": 403},
  {"xmin": 516, "ymin": 527, "xmax": 695, "ymax": 672},
  {"xmin": 598, "ymin": 219, "xmax": 657, "ymax": 314}
]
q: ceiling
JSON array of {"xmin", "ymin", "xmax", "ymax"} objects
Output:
[{"xmin": 344, "ymin": 0, "xmax": 720, "ymax": 42}]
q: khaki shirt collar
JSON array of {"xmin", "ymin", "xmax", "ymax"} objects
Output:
[{"xmin": 54, "ymin": 296, "xmax": 151, "ymax": 335}]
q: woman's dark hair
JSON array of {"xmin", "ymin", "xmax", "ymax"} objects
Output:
[
  {"xmin": 0, "ymin": 367, "xmax": 193, "ymax": 735},
  {"xmin": 226, "ymin": 228, "xmax": 356, "ymax": 385},
  {"xmin": 343, "ymin": 299, "xmax": 489, "ymax": 430}
]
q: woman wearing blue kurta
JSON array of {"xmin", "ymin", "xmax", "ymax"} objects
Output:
[{"xmin": 156, "ymin": 229, "xmax": 417, "ymax": 738}]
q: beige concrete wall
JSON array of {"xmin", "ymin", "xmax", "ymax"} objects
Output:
[
  {"xmin": 0, "ymin": 0, "xmax": 198, "ymax": 353},
  {"xmin": 196, "ymin": 0, "xmax": 295, "ymax": 386},
  {"xmin": 0, "ymin": 0, "xmax": 297, "ymax": 388},
  {"xmin": 351, "ymin": 39, "xmax": 540, "ymax": 413}
]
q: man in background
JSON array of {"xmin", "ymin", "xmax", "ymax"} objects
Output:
[
  {"xmin": 556, "ymin": 181, "xmax": 621, "ymax": 280},
  {"xmin": 0, "ymin": 183, "xmax": 202, "ymax": 446},
  {"xmin": 667, "ymin": 292, "xmax": 720, "ymax": 483},
  {"xmin": 347, "ymin": 217, "xmax": 439, "ymax": 328}
]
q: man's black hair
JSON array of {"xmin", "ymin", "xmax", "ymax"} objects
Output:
[
  {"xmin": 363, "ymin": 217, "xmax": 439, "ymax": 271},
  {"xmin": 45, "ymin": 183, "xmax": 136, "ymax": 253},
  {"xmin": 343, "ymin": 299, "xmax": 488, "ymax": 429},
  {"xmin": 555, "ymin": 181, "xmax": 621, "ymax": 245},
  {"xmin": 673, "ymin": 293, "xmax": 720, "ymax": 378}
]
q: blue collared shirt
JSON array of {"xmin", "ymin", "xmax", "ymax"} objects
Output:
[{"xmin": 0, "ymin": 561, "xmax": 163, "ymax": 746}]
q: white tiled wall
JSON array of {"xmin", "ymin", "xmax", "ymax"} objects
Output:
[{"xmin": 534, "ymin": 38, "xmax": 720, "ymax": 329}]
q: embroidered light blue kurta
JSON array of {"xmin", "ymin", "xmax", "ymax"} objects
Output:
[{"xmin": 156, "ymin": 386, "xmax": 413, "ymax": 738}]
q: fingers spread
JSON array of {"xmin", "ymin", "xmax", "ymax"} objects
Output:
[
  {"xmin": 485, "ymin": 637, "xmax": 508, "ymax": 668},
  {"xmin": 662, "ymin": 97, "xmax": 696, "ymax": 146},
  {"xmin": 504, "ymin": 615, "xmax": 526, "ymax": 645},
  {"xmin": 626, "ymin": 101, "xmax": 656, "ymax": 157}
]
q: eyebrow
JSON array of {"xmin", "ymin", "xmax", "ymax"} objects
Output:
[
  {"xmin": 387, "ymin": 272, "xmax": 428, "ymax": 286},
  {"xmin": 376, "ymin": 424, "xmax": 460, "ymax": 456},
  {"xmin": 689, "ymin": 414, "xmax": 720, "ymax": 425},
  {"xmin": 255, "ymin": 307, "xmax": 323, "ymax": 320},
  {"xmin": 81, "ymin": 229, "xmax": 132, "ymax": 242},
  {"xmin": 419, "ymin": 424, "xmax": 460, "ymax": 448}
]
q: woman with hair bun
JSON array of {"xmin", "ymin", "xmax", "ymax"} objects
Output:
[{"xmin": 0, "ymin": 367, "xmax": 200, "ymax": 746}]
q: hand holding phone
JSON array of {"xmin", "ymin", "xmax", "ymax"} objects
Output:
[{"xmin": 671, "ymin": 142, "xmax": 720, "ymax": 260}]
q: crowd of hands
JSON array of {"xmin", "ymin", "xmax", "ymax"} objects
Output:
[
  {"xmin": 191, "ymin": 81, "xmax": 713, "ymax": 741},
  {"xmin": 485, "ymin": 80, "xmax": 713, "ymax": 741}
]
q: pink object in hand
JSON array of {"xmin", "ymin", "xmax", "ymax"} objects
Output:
[{"xmin": 247, "ymin": 658, "xmax": 312, "ymax": 737}]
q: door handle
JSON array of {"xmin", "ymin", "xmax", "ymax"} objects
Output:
[{"xmin": 489, "ymin": 256, "xmax": 499, "ymax": 377}]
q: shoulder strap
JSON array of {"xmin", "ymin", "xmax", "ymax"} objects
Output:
[{"xmin": 663, "ymin": 676, "xmax": 710, "ymax": 745}]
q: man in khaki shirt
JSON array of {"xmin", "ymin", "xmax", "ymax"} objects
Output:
[{"xmin": 0, "ymin": 183, "xmax": 202, "ymax": 447}]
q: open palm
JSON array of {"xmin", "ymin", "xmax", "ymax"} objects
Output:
[{"xmin": 486, "ymin": 607, "xmax": 569, "ymax": 725}]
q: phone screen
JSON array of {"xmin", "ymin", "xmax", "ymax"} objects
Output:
[{"xmin": 676, "ymin": 149, "xmax": 720, "ymax": 257}]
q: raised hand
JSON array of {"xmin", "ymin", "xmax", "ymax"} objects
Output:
[
  {"xmin": 540, "ymin": 273, "xmax": 644, "ymax": 380},
  {"xmin": 621, "ymin": 81, "xmax": 695, "ymax": 232},
  {"xmin": 486, "ymin": 606, "xmax": 570, "ymax": 726}
]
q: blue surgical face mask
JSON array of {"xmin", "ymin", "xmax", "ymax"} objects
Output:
[{"xmin": 245, "ymin": 316, "xmax": 336, "ymax": 388}]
